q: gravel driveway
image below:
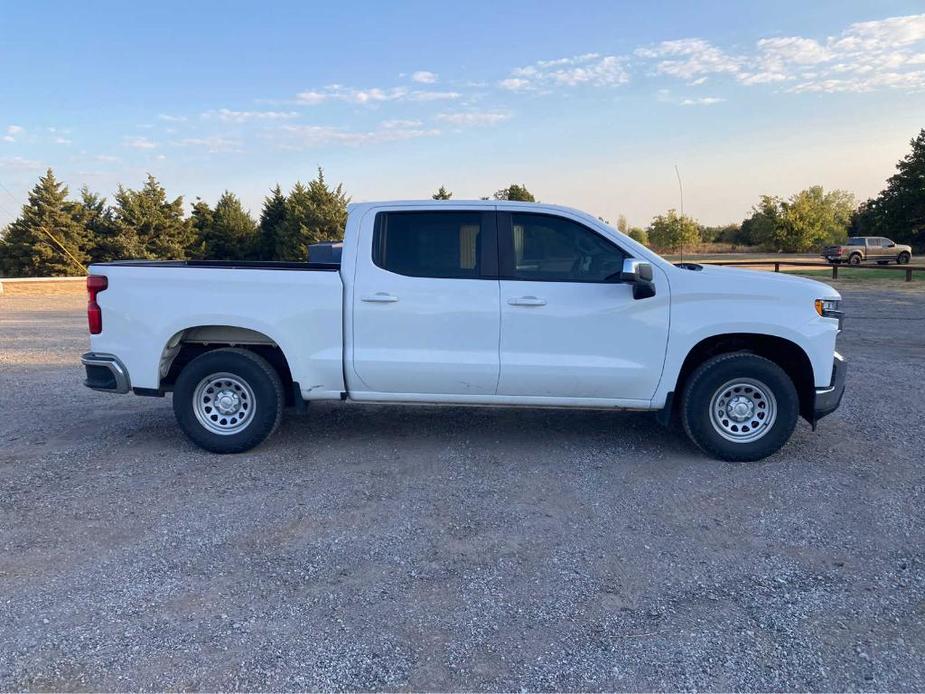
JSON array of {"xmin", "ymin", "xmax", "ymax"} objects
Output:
[{"xmin": 1, "ymin": 285, "xmax": 923, "ymax": 691}]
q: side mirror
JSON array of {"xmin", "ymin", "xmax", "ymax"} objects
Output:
[{"xmin": 620, "ymin": 259, "xmax": 656, "ymax": 300}]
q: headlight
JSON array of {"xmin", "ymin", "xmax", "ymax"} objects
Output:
[{"xmin": 814, "ymin": 298, "xmax": 840, "ymax": 317}]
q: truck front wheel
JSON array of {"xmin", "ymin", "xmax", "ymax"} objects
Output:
[
  {"xmin": 172, "ymin": 348, "xmax": 284, "ymax": 454},
  {"xmin": 681, "ymin": 353, "xmax": 799, "ymax": 462}
]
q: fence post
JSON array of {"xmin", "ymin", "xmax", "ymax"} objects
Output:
[
  {"xmin": 774, "ymin": 262, "xmax": 780, "ymax": 273},
  {"xmin": 832, "ymin": 265, "xmax": 838, "ymax": 280},
  {"xmin": 907, "ymin": 268, "xmax": 913, "ymax": 283}
]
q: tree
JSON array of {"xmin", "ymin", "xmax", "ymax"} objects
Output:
[
  {"xmin": 111, "ymin": 175, "xmax": 194, "ymax": 259},
  {"xmin": 646, "ymin": 209, "xmax": 700, "ymax": 253},
  {"xmin": 0, "ymin": 169, "xmax": 89, "ymax": 276},
  {"xmin": 628, "ymin": 227, "xmax": 648, "ymax": 245},
  {"xmin": 493, "ymin": 184, "xmax": 535, "ymax": 202},
  {"xmin": 778, "ymin": 186, "xmax": 855, "ymax": 252},
  {"xmin": 199, "ymin": 192, "xmax": 257, "ymax": 260},
  {"xmin": 432, "ymin": 186, "xmax": 452, "ymax": 200},
  {"xmin": 188, "ymin": 198, "xmax": 213, "ymax": 260},
  {"xmin": 853, "ymin": 128, "xmax": 925, "ymax": 248},
  {"xmin": 616, "ymin": 214, "xmax": 628, "ymax": 234},
  {"xmin": 740, "ymin": 195, "xmax": 783, "ymax": 248},
  {"xmin": 74, "ymin": 186, "xmax": 119, "ymax": 264},
  {"xmin": 257, "ymin": 184, "xmax": 288, "ymax": 260},
  {"xmin": 276, "ymin": 168, "xmax": 350, "ymax": 261}
]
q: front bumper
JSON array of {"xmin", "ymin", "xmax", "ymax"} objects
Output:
[
  {"xmin": 81, "ymin": 352, "xmax": 130, "ymax": 394},
  {"xmin": 813, "ymin": 352, "xmax": 846, "ymax": 423}
]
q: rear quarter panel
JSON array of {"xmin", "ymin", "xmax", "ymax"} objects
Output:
[{"xmin": 89, "ymin": 265, "xmax": 345, "ymax": 398}]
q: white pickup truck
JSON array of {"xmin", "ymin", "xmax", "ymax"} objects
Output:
[{"xmin": 82, "ymin": 200, "xmax": 846, "ymax": 461}]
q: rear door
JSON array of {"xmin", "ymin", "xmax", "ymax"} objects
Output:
[
  {"xmin": 351, "ymin": 209, "xmax": 501, "ymax": 395},
  {"xmin": 496, "ymin": 211, "xmax": 669, "ymax": 401}
]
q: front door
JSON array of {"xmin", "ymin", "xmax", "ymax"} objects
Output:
[
  {"xmin": 351, "ymin": 209, "xmax": 501, "ymax": 396},
  {"xmin": 497, "ymin": 212, "xmax": 669, "ymax": 401}
]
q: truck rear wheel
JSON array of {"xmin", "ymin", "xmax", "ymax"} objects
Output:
[
  {"xmin": 681, "ymin": 353, "xmax": 799, "ymax": 462},
  {"xmin": 172, "ymin": 348, "xmax": 284, "ymax": 454},
  {"xmin": 848, "ymin": 253, "xmax": 862, "ymax": 265}
]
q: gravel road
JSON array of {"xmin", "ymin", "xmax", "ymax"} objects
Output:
[{"xmin": 1, "ymin": 286, "xmax": 923, "ymax": 691}]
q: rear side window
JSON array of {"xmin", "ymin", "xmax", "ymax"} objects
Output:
[
  {"xmin": 506, "ymin": 213, "xmax": 627, "ymax": 282},
  {"xmin": 373, "ymin": 212, "xmax": 492, "ymax": 279},
  {"xmin": 847, "ymin": 238, "xmax": 864, "ymax": 246}
]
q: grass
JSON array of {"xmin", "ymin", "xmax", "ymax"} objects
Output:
[{"xmin": 784, "ymin": 268, "xmax": 922, "ymax": 283}]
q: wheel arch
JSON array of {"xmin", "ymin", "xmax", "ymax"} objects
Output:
[
  {"xmin": 158, "ymin": 324, "xmax": 295, "ymax": 399},
  {"xmin": 672, "ymin": 333, "xmax": 815, "ymax": 422}
]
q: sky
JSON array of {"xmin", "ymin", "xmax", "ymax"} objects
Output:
[{"xmin": 1, "ymin": 0, "xmax": 925, "ymax": 228}]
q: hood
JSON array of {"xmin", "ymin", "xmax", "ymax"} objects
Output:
[{"xmin": 688, "ymin": 263, "xmax": 841, "ymax": 300}]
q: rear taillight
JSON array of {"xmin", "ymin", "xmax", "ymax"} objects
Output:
[{"xmin": 87, "ymin": 275, "xmax": 108, "ymax": 334}]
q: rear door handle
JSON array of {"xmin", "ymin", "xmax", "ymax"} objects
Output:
[
  {"xmin": 361, "ymin": 292, "xmax": 400, "ymax": 303},
  {"xmin": 507, "ymin": 296, "xmax": 546, "ymax": 307}
]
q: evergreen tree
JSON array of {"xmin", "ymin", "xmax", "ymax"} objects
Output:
[
  {"xmin": 854, "ymin": 128, "xmax": 925, "ymax": 247},
  {"xmin": 74, "ymin": 186, "xmax": 119, "ymax": 264},
  {"xmin": 0, "ymin": 169, "xmax": 89, "ymax": 276},
  {"xmin": 432, "ymin": 185, "xmax": 453, "ymax": 200},
  {"xmin": 201, "ymin": 191, "xmax": 257, "ymax": 260},
  {"xmin": 188, "ymin": 198, "xmax": 213, "ymax": 260},
  {"xmin": 493, "ymin": 184, "xmax": 535, "ymax": 202},
  {"xmin": 277, "ymin": 168, "xmax": 350, "ymax": 260},
  {"xmin": 111, "ymin": 174, "xmax": 194, "ymax": 259},
  {"xmin": 257, "ymin": 184, "xmax": 287, "ymax": 260}
]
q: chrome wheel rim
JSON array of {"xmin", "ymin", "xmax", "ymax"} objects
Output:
[
  {"xmin": 193, "ymin": 372, "xmax": 256, "ymax": 435},
  {"xmin": 708, "ymin": 378, "xmax": 777, "ymax": 443}
]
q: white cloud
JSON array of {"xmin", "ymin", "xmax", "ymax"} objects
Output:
[
  {"xmin": 499, "ymin": 77, "xmax": 531, "ymax": 91},
  {"xmin": 174, "ymin": 136, "xmax": 242, "ymax": 152},
  {"xmin": 0, "ymin": 155, "xmax": 42, "ymax": 170},
  {"xmin": 636, "ymin": 39, "xmax": 743, "ymax": 81},
  {"xmin": 295, "ymin": 90, "xmax": 328, "ymax": 105},
  {"xmin": 273, "ymin": 122, "xmax": 440, "ymax": 148},
  {"xmin": 202, "ymin": 108, "xmax": 299, "ymax": 123},
  {"xmin": 3, "ymin": 125, "xmax": 24, "ymax": 142},
  {"xmin": 407, "ymin": 90, "xmax": 460, "ymax": 101},
  {"xmin": 634, "ymin": 14, "xmax": 925, "ymax": 94},
  {"xmin": 94, "ymin": 154, "xmax": 121, "ymax": 163},
  {"xmin": 437, "ymin": 111, "xmax": 511, "ymax": 126},
  {"xmin": 680, "ymin": 96, "xmax": 725, "ymax": 106},
  {"xmin": 158, "ymin": 114, "xmax": 187, "ymax": 122},
  {"xmin": 296, "ymin": 84, "xmax": 459, "ymax": 105},
  {"xmin": 501, "ymin": 54, "xmax": 629, "ymax": 90},
  {"xmin": 123, "ymin": 136, "xmax": 157, "ymax": 149},
  {"xmin": 381, "ymin": 119, "xmax": 424, "ymax": 128},
  {"xmin": 53, "ymin": 137, "xmax": 72, "ymax": 144},
  {"xmin": 411, "ymin": 70, "xmax": 437, "ymax": 83}
]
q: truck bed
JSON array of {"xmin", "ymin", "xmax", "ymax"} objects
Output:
[{"xmin": 94, "ymin": 259, "xmax": 340, "ymax": 271}]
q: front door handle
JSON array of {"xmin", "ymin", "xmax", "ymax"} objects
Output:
[
  {"xmin": 507, "ymin": 296, "xmax": 547, "ymax": 307},
  {"xmin": 361, "ymin": 292, "xmax": 400, "ymax": 303}
]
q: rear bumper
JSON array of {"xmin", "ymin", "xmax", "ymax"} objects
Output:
[
  {"xmin": 813, "ymin": 352, "xmax": 846, "ymax": 422},
  {"xmin": 81, "ymin": 352, "xmax": 130, "ymax": 394}
]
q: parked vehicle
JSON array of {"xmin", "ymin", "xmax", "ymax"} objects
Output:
[
  {"xmin": 82, "ymin": 201, "xmax": 846, "ymax": 462},
  {"xmin": 822, "ymin": 236, "xmax": 912, "ymax": 265}
]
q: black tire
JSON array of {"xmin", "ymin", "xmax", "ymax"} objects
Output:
[
  {"xmin": 172, "ymin": 348, "xmax": 284, "ymax": 454},
  {"xmin": 848, "ymin": 253, "xmax": 862, "ymax": 265},
  {"xmin": 898, "ymin": 252, "xmax": 911, "ymax": 265},
  {"xmin": 681, "ymin": 353, "xmax": 799, "ymax": 462}
]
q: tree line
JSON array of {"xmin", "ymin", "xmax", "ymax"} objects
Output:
[
  {"xmin": 628, "ymin": 129, "xmax": 925, "ymax": 254},
  {"xmin": 1, "ymin": 129, "xmax": 922, "ymax": 276}
]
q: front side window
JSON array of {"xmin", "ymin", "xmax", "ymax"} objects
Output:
[
  {"xmin": 373, "ymin": 211, "xmax": 488, "ymax": 279},
  {"xmin": 507, "ymin": 213, "xmax": 627, "ymax": 282}
]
